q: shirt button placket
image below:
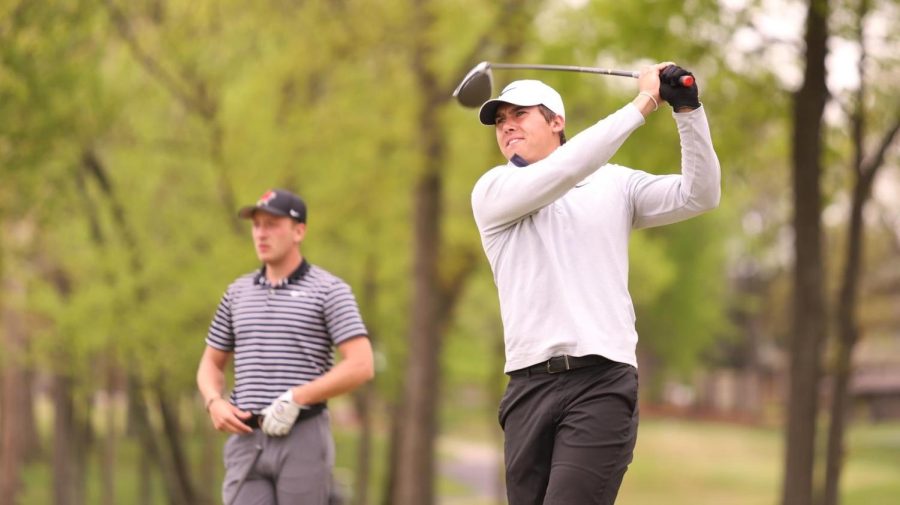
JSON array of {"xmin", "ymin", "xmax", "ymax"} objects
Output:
[{"xmin": 267, "ymin": 287, "xmax": 276, "ymax": 310}]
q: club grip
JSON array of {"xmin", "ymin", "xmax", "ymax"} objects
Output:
[{"xmin": 679, "ymin": 75, "xmax": 695, "ymax": 87}]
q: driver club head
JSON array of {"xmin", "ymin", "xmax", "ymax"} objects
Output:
[{"xmin": 452, "ymin": 61, "xmax": 494, "ymax": 108}]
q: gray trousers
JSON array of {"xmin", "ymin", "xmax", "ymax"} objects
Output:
[
  {"xmin": 499, "ymin": 358, "xmax": 639, "ymax": 505},
  {"xmin": 222, "ymin": 411, "xmax": 334, "ymax": 505}
]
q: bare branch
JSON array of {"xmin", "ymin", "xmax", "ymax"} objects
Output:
[
  {"xmin": 877, "ymin": 211, "xmax": 900, "ymax": 254},
  {"xmin": 436, "ymin": 246, "xmax": 481, "ymax": 328},
  {"xmin": 861, "ymin": 114, "xmax": 900, "ymax": 178},
  {"xmin": 101, "ymin": 0, "xmax": 238, "ymax": 233},
  {"xmin": 101, "ymin": 0, "xmax": 214, "ymax": 119},
  {"xmin": 72, "ymin": 163, "xmax": 105, "ymax": 245},
  {"xmin": 448, "ymin": 0, "xmax": 542, "ymax": 95},
  {"xmin": 81, "ymin": 148, "xmax": 142, "ymax": 273}
]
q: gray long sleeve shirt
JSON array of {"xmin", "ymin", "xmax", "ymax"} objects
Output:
[{"xmin": 471, "ymin": 103, "xmax": 721, "ymax": 372}]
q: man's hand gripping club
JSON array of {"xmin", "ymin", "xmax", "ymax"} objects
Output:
[{"xmin": 660, "ymin": 65, "xmax": 700, "ymax": 111}]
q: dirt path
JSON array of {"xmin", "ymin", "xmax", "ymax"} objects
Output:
[{"xmin": 438, "ymin": 436, "xmax": 505, "ymax": 505}]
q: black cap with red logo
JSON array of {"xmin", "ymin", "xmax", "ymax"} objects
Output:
[{"xmin": 238, "ymin": 189, "xmax": 307, "ymax": 223}]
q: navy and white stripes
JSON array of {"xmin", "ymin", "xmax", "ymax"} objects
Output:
[{"xmin": 206, "ymin": 261, "xmax": 368, "ymax": 412}]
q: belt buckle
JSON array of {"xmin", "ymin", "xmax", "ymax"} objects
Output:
[
  {"xmin": 243, "ymin": 413, "xmax": 262, "ymax": 430},
  {"xmin": 546, "ymin": 355, "xmax": 571, "ymax": 374}
]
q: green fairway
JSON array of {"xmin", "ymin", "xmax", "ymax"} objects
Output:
[
  {"xmin": 617, "ymin": 418, "xmax": 900, "ymax": 505},
  {"xmin": 618, "ymin": 418, "xmax": 780, "ymax": 505},
  {"xmin": 427, "ymin": 416, "xmax": 900, "ymax": 505},
  {"xmin": 13, "ymin": 413, "xmax": 900, "ymax": 504}
]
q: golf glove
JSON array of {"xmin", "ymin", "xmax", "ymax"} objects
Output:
[
  {"xmin": 659, "ymin": 65, "xmax": 700, "ymax": 110},
  {"xmin": 261, "ymin": 390, "xmax": 303, "ymax": 436}
]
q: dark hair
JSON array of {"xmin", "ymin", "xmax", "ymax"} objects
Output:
[{"xmin": 537, "ymin": 105, "xmax": 566, "ymax": 145}]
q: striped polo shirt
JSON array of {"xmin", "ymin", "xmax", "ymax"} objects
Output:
[{"xmin": 206, "ymin": 260, "xmax": 368, "ymax": 412}]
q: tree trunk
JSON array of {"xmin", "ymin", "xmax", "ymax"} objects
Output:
[
  {"xmin": 380, "ymin": 402, "xmax": 402, "ymax": 505},
  {"xmin": 138, "ymin": 449, "xmax": 154, "ymax": 505},
  {"xmin": 0, "ymin": 248, "xmax": 28, "ymax": 504},
  {"xmin": 782, "ymin": 2, "xmax": 830, "ymax": 505},
  {"xmin": 822, "ymin": 116, "xmax": 898, "ymax": 503},
  {"xmin": 52, "ymin": 374, "xmax": 89, "ymax": 505},
  {"xmin": 1, "ymin": 368, "xmax": 40, "ymax": 473},
  {"xmin": 101, "ymin": 402, "xmax": 118, "ymax": 505},
  {"xmin": 352, "ymin": 385, "xmax": 374, "ymax": 505},
  {"xmin": 823, "ymin": 344, "xmax": 852, "ymax": 505},
  {"xmin": 156, "ymin": 384, "xmax": 200, "ymax": 505},
  {"xmin": 52, "ymin": 376, "xmax": 75, "ymax": 505},
  {"xmin": 394, "ymin": 168, "xmax": 443, "ymax": 505},
  {"xmin": 101, "ymin": 359, "xmax": 124, "ymax": 505},
  {"xmin": 823, "ymin": 23, "xmax": 867, "ymax": 505},
  {"xmin": 391, "ymin": 1, "xmax": 445, "ymax": 503},
  {"xmin": 823, "ymin": 2, "xmax": 900, "ymax": 500},
  {"xmin": 387, "ymin": 1, "xmax": 536, "ymax": 502},
  {"xmin": 0, "ymin": 218, "xmax": 40, "ymax": 503},
  {"xmin": 128, "ymin": 376, "xmax": 190, "ymax": 505},
  {"xmin": 353, "ymin": 253, "xmax": 378, "ymax": 505},
  {"xmin": 200, "ymin": 416, "xmax": 218, "ymax": 504}
]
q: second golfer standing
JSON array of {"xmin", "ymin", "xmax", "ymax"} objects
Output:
[
  {"xmin": 470, "ymin": 63, "xmax": 721, "ymax": 504},
  {"xmin": 197, "ymin": 189, "xmax": 374, "ymax": 505}
]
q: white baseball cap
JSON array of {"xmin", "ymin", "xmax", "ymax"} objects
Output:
[{"xmin": 478, "ymin": 80, "xmax": 565, "ymax": 125}]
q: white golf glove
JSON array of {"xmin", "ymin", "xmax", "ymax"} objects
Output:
[{"xmin": 261, "ymin": 390, "xmax": 303, "ymax": 437}]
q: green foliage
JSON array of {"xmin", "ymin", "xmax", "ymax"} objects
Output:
[
  {"xmin": 0, "ymin": 0, "xmax": 822, "ymax": 396},
  {"xmin": 0, "ymin": 0, "xmax": 107, "ymax": 213},
  {"xmin": 635, "ymin": 213, "xmax": 735, "ymax": 376}
]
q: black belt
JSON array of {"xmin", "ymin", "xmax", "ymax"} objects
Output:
[
  {"xmin": 243, "ymin": 403, "xmax": 326, "ymax": 430},
  {"xmin": 508, "ymin": 354, "xmax": 612, "ymax": 377}
]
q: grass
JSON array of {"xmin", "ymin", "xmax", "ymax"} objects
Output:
[
  {"xmin": 619, "ymin": 418, "xmax": 781, "ymax": 505},
  {"xmin": 432, "ymin": 415, "xmax": 900, "ymax": 505},
  {"xmin": 13, "ymin": 405, "xmax": 900, "ymax": 505},
  {"xmin": 604, "ymin": 418, "xmax": 900, "ymax": 505}
]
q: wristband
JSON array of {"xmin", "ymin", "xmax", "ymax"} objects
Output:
[
  {"xmin": 639, "ymin": 92, "xmax": 659, "ymax": 112},
  {"xmin": 205, "ymin": 396, "xmax": 223, "ymax": 412}
]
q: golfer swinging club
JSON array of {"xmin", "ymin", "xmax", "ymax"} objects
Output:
[
  {"xmin": 470, "ymin": 63, "xmax": 720, "ymax": 504},
  {"xmin": 197, "ymin": 189, "xmax": 374, "ymax": 505}
]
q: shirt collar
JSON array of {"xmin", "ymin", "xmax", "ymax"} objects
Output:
[
  {"xmin": 254, "ymin": 259, "xmax": 310, "ymax": 287},
  {"xmin": 510, "ymin": 154, "xmax": 529, "ymax": 167}
]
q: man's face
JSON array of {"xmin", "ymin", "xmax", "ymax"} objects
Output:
[
  {"xmin": 251, "ymin": 211, "xmax": 305, "ymax": 265},
  {"xmin": 494, "ymin": 104, "xmax": 565, "ymax": 164}
]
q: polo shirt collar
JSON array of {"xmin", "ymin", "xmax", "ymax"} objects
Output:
[
  {"xmin": 510, "ymin": 154, "xmax": 529, "ymax": 167},
  {"xmin": 255, "ymin": 259, "xmax": 311, "ymax": 287}
]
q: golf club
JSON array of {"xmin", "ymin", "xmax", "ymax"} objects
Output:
[
  {"xmin": 452, "ymin": 61, "xmax": 695, "ymax": 108},
  {"xmin": 227, "ymin": 443, "xmax": 263, "ymax": 505}
]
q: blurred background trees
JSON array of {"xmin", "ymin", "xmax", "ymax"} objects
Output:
[{"xmin": 0, "ymin": 0, "xmax": 897, "ymax": 504}]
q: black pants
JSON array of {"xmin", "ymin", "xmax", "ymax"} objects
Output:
[{"xmin": 499, "ymin": 357, "xmax": 639, "ymax": 505}]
